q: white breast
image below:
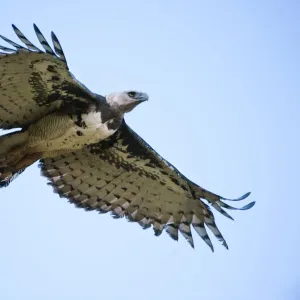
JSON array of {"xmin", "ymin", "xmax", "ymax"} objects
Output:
[
  {"xmin": 29, "ymin": 112, "xmax": 118, "ymax": 153},
  {"xmin": 82, "ymin": 111, "xmax": 103, "ymax": 128},
  {"xmin": 80, "ymin": 111, "xmax": 116, "ymax": 143}
]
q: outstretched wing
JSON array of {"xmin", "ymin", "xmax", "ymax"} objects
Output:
[
  {"xmin": 0, "ymin": 24, "xmax": 98, "ymax": 129},
  {"xmin": 40, "ymin": 121, "xmax": 255, "ymax": 250}
]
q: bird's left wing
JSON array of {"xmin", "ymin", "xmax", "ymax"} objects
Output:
[
  {"xmin": 40, "ymin": 121, "xmax": 255, "ymax": 250},
  {"xmin": 0, "ymin": 24, "xmax": 99, "ymax": 129}
]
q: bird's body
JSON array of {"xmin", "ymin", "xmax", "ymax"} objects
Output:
[
  {"xmin": 0, "ymin": 29, "xmax": 147, "ymax": 175},
  {"xmin": 24, "ymin": 107, "xmax": 118, "ymax": 152},
  {"xmin": 0, "ymin": 24, "xmax": 255, "ymax": 250},
  {"xmin": 0, "ymin": 92, "xmax": 128, "ymax": 173}
]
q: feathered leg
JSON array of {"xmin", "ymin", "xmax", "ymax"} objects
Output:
[
  {"xmin": 0, "ymin": 130, "xmax": 29, "ymax": 167},
  {"xmin": 0, "ymin": 143, "xmax": 28, "ymax": 167},
  {"xmin": 0, "ymin": 113, "xmax": 75, "ymax": 186},
  {"xmin": 0, "ymin": 152, "xmax": 42, "ymax": 186},
  {"xmin": 0, "ymin": 136, "xmax": 28, "ymax": 184}
]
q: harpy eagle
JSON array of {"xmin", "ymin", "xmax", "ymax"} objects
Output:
[{"xmin": 0, "ymin": 24, "xmax": 255, "ymax": 250}]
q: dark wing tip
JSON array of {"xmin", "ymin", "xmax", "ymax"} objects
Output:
[
  {"xmin": 0, "ymin": 32, "xmax": 25, "ymax": 50},
  {"xmin": 33, "ymin": 23, "xmax": 56, "ymax": 55},
  {"xmin": 50, "ymin": 31, "xmax": 67, "ymax": 65},
  {"xmin": 11, "ymin": 24, "xmax": 41, "ymax": 52},
  {"xmin": 33, "ymin": 23, "xmax": 39, "ymax": 31},
  {"xmin": 238, "ymin": 191, "xmax": 251, "ymax": 200},
  {"xmin": 221, "ymin": 191, "xmax": 251, "ymax": 202},
  {"xmin": 241, "ymin": 201, "xmax": 256, "ymax": 210}
]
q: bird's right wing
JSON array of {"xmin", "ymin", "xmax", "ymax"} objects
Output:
[
  {"xmin": 0, "ymin": 24, "xmax": 99, "ymax": 129},
  {"xmin": 40, "ymin": 121, "xmax": 255, "ymax": 250}
]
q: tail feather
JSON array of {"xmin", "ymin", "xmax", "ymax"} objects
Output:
[{"xmin": 0, "ymin": 168, "xmax": 25, "ymax": 188}]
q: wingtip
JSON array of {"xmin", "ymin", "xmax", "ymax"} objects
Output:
[
  {"xmin": 224, "ymin": 243, "xmax": 229, "ymax": 250},
  {"xmin": 242, "ymin": 201, "xmax": 256, "ymax": 210},
  {"xmin": 228, "ymin": 215, "xmax": 235, "ymax": 221},
  {"xmin": 33, "ymin": 23, "xmax": 39, "ymax": 33},
  {"xmin": 188, "ymin": 239, "xmax": 195, "ymax": 249},
  {"xmin": 239, "ymin": 191, "xmax": 251, "ymax": 200},
  {"xmin": 207, "ymin": 240, "xmax": 214, "ymax": 252},
  {"xmin": 221, "ymin": 191, "xmax": 252, "ymax": 202}
]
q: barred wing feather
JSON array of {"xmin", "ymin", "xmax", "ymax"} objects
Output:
[
  {"xmin": 40, "ymin": 121, "xmax": 255, "ymax": 250},
  {"xmin": 0, "ymin": 24, "xmax": 97, "ymax": 129}
]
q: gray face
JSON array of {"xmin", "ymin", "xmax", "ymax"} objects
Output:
[{"xmin": 106, "ymin": 91, "xmax": 149, "ymax": 113}]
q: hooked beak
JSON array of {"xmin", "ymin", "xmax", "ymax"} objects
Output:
[{"xmin": 135, "ymin": 92, "xmax": 149, "ymax": 104}]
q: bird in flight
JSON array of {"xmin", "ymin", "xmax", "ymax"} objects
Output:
[{"xmin": 0, "ymin": 24, "xmax": 255, "ymax": 250}]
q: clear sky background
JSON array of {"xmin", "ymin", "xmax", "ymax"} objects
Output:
[{"xmin": 0, "ymin": 1, "xmax": 299, "ymax": 299}]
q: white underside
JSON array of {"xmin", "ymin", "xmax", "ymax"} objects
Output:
[
  {"xmin": 49, "ymin": 123, "xmax": 115, "ymax": 150},
  {"xmin": 31, "ymin": 111, "xmax": 117, "ymax": 153}
]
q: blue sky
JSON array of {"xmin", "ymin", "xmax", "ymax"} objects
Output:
[{"xmin": 0, "ymin": 1, "xmax": 299, "ymax": 299}]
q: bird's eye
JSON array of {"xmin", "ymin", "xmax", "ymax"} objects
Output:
[{"xmin": 128, "ymin": 91, "xmax": 136, "ymax": 98}]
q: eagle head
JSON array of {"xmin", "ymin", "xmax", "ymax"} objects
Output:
[{"xmin": 106, "ymin": 91, "xmax": 148, "ymax": 113}]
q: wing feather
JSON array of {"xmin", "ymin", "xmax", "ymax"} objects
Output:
[
  {"xmin": 0, "ymin": 34, "xmax": 27, "ymax": 50},
  {"xmin": 33, "ymin": 24, "xmax": 56, "ymax": 55},
  {"xmin": 51, "ymin": 31, "xmax": 67, "ymax": 63},
  {"xmin": 12, "ymin": 24, "xmax": 41, "ymax": 52},
  {"xmin": 0, "ymin": 24, "xmax": 99, "ymax": 129},
  {"xmin": 0, "ymin": 45, "xmax": 16, "ymax": 52},
  {"xmin": 40, "ymin": 121, "xmax": 255, "ymax": 250}
]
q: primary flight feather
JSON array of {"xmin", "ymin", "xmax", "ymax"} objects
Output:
[{"xmin": 0, "ymin": 24, "xmax": 255, "ymax": 250}]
